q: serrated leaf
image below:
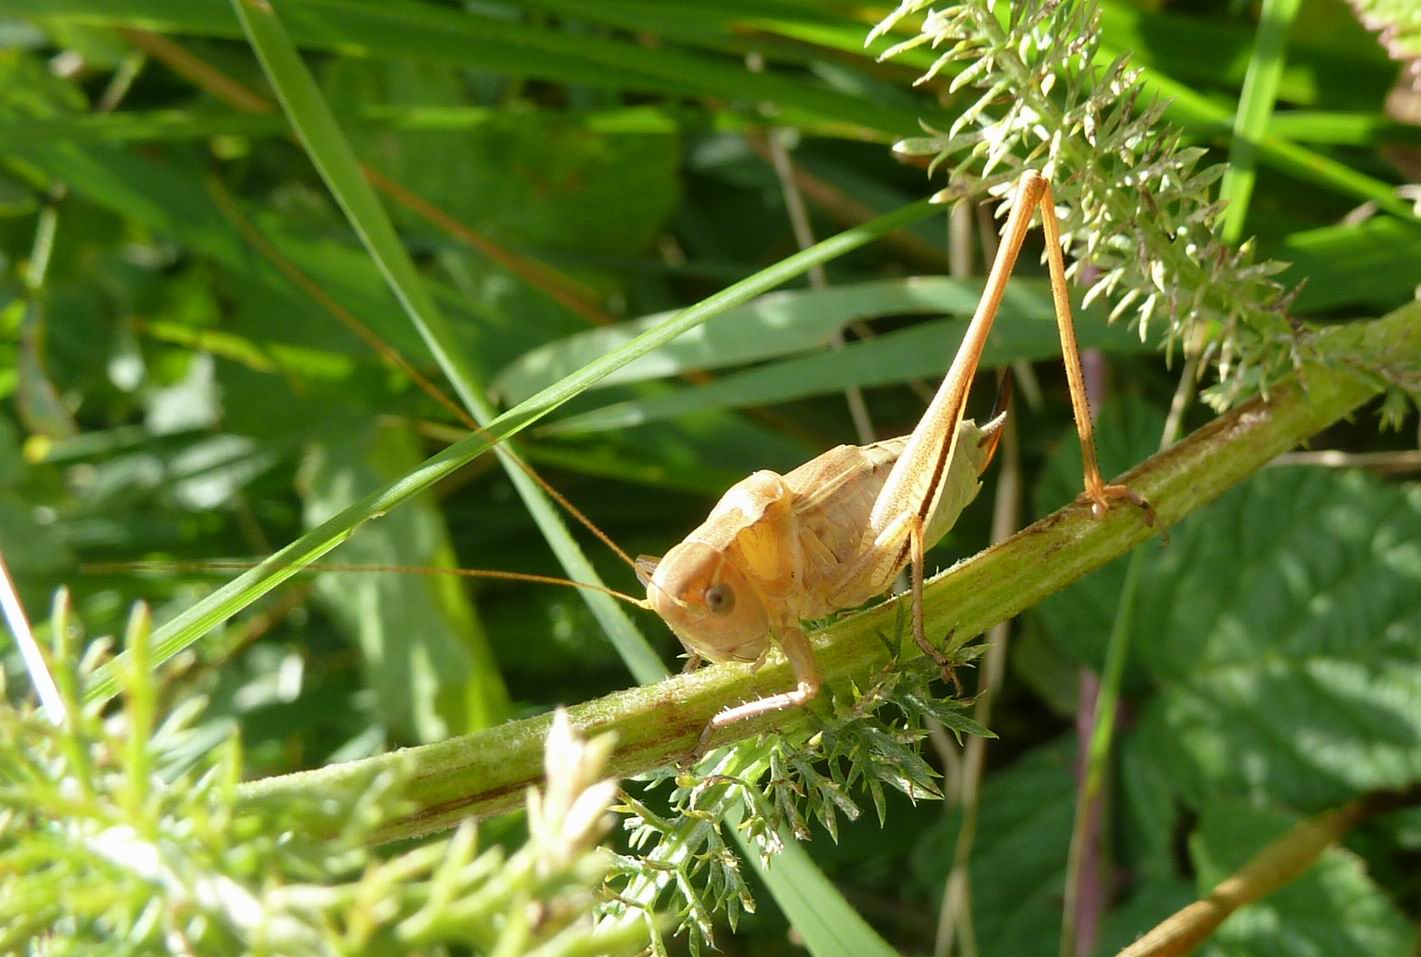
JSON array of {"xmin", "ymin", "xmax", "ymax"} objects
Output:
[
  {"xmin": 897, "ymin": 690, "xmax": 995, "ymax": 740},
  {"xmin": 909, "ymin": 738, "xmax": 1076, "ymax": 957},
  {"xmin": 1040, "ymin": 406, "xmax": 1421, "ymax": 810}
]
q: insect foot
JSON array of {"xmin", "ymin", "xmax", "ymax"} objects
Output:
[
  {"xmin": 689, "ymin": 675, "xmax": 820, "ymax": 763},
  {"xmin": 1088, "ymin": 481, "xmax": 1157, "ymax": 527},
  {"xmin": 910, "ymin": 626, "xmax": 963, "ymax": 696}
]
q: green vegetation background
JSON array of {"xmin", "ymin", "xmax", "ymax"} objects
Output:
[{"xmin": 1, "ymin": 0, "xmax": 1419, "ymax": 954}]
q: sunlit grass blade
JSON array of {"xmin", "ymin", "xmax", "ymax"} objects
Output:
[
  {"xmin": 495, "ymin": 277, "xmax": 1054, "ymax": 404},
  {"xmin": 227, "ymin": 0, "xmax": 665, "ymax": 682},
  {"xmin": 16, "ymin": 0, "xmax": 925, "ymax": 136},
  {"xmin": 537, "ymin": 295, "xmax": 1151, "ymax": 436},
  {"xmin": 729, "ymin": 819, "xmax": 904, "ymax": 957},
  {"xmin": 1265, "ymin": 110, "xmax": 1421, "ymax": 147},
  {"xmin": 1218, "ymin": 0, "xmax": 1304, "ymax": 244},
  {"xmin": 0, "ymin": 104, "xmax": 685, "ymax": 150}
]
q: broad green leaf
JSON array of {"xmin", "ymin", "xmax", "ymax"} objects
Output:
[
  {"xmin": 540, "ymin": 300, "xmax": 1150, "ymax": 437},
  {"xmin": 1040, "ymin": 458, "xmax": 1421, "ymax": 812},
  {"xmin": 910, "ymin": 739, "xmax": 1077, "ymax": 957},
  {"xmin": 1192, "ymin": 797, "xmax": 1415, "ymax": 957}
]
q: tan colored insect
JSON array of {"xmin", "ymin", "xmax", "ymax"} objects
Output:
[
  {"xmin": 634, "ymin": 170, "xmax": 1151, "ymax": 744},
  {"xmin": 95, "ymin": 170, "xmax": 1150, "ymax": 753}
]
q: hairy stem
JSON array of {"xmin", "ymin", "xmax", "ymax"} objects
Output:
[{"xmin": 238, "ymin": 304, "xmax": 1421, "ymax": 842}]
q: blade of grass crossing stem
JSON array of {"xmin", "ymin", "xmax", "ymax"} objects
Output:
[
  {"xmin": 227, "ymin": 0, "xmax": 666, "ymax": 681},
  {"xmin": 730, "ymin": 820, "xmax": 904, "ymax": 957},
  {"xmin": 80, "ymin": 191, "xmax": 936, "ymax": 697},
  {"xmin": 1058, "ymin": 547, "xmax": 1145, "ymax": 957},
  {"xmin": 1218, "ymin": 0, "xmax": 1304, "ymax": 244}
]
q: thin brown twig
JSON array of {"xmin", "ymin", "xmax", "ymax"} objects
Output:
[
  {"xmin": 755, "ymin": 126, "xmax": 877, "ymax": 445},
  {"xmin": 765, "ymin": 142, "xmax": 947, "ymax": 269},
  {"xmin": 360, "ymin": 166, "xmax": 613, "ymax": 326},
  {"xmin": 1271, "ymin": 448, "xmax": 1421, "ymax": 475},
  {"xmin": 1114, "ymin": 788, "xmax": 1421, "ymax": 957},
  {"xmin": 118, "ymin": 28, "xmax": 273, "ymax": 114}
]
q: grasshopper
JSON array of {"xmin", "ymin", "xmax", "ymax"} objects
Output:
[
  {"xmin": 634, "ymin": 171, "xmax": 1151, "ymax": 743},
  {"xmin": 93, "ymin": 171, "xmax": 1149, "ymax": 752}
]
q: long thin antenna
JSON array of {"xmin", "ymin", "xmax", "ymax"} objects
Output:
[
  {"xmin": 205, "ymin": 176, "xmax": 642, "ymax": 574},
  {"xmin": 83, "ymin": 560, "xmax": 653, "ymax": 611}
]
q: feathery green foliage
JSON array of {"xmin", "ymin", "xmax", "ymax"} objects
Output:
[
  {"xmin": 1, "ymin": 599, "xmax": 639, "ymax": 954},
  {"xmin": 871, "ymin": 0, "xmax": 1306, "ymax": 408},
  {"xmin": 1348, "ymin": 0, "xmax": 1421, "ymax": 68},
  {"xmin": 3, "ymin": 0, "xmax": 1420, "ymax": 954}
]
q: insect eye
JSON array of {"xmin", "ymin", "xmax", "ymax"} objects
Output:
[{"xmin": 704, "ymin": 584, "xmax": 736, "ymax": 615}]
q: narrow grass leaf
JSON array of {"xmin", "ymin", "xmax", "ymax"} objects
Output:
[
  {"xmin": 542, "ymin": 305, "xmax": 1150, "ymax": 436},
  {"xmin": 17, "ymin": 0, "xmax": 924, "ymax": 136},
  {"xmin": 227, "ymin": 0, "xmax": 664, "ymax": 681},
  {"xmin": 495, "ymin": 277, "xmax": 1057, "ymax": 405},
  {"xmin": 725, "ymin": 809, "xmax": 904, "ymax": 957},
  {"xmin": 1219, "ymin": 0, "xmax": 1305, "ymax": 244}
]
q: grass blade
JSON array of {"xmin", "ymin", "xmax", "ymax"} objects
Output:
[
  {"xmin": 495, "ymin": 277, "xmax": 1056, "ymax": 404},
  {"xmin": 539, "ymin": 296, "xmax": 1150, "ymax": 436},
  {"xmin": 17, "ymin": 0, "xmax": 924, "ymax": 136},
  {"xmin": 728, "ymin": 814, "xmax": 904, "ymax": 957},
  {"xmin": 1219, "ymin": 0, "xmax": 1305, "ymax": 244},
  {"xmin": 227, "ymin": 0, "xmax": 665, "ymax": 681}
]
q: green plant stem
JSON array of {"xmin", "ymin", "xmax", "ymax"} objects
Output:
[
  {"xmin": 237, "ymin": 303, "xmax": 1421, "ymax": 841},
  {"xmin": 1058, "ymin": 551, "xmax": 1143, "ymax": 957}
]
